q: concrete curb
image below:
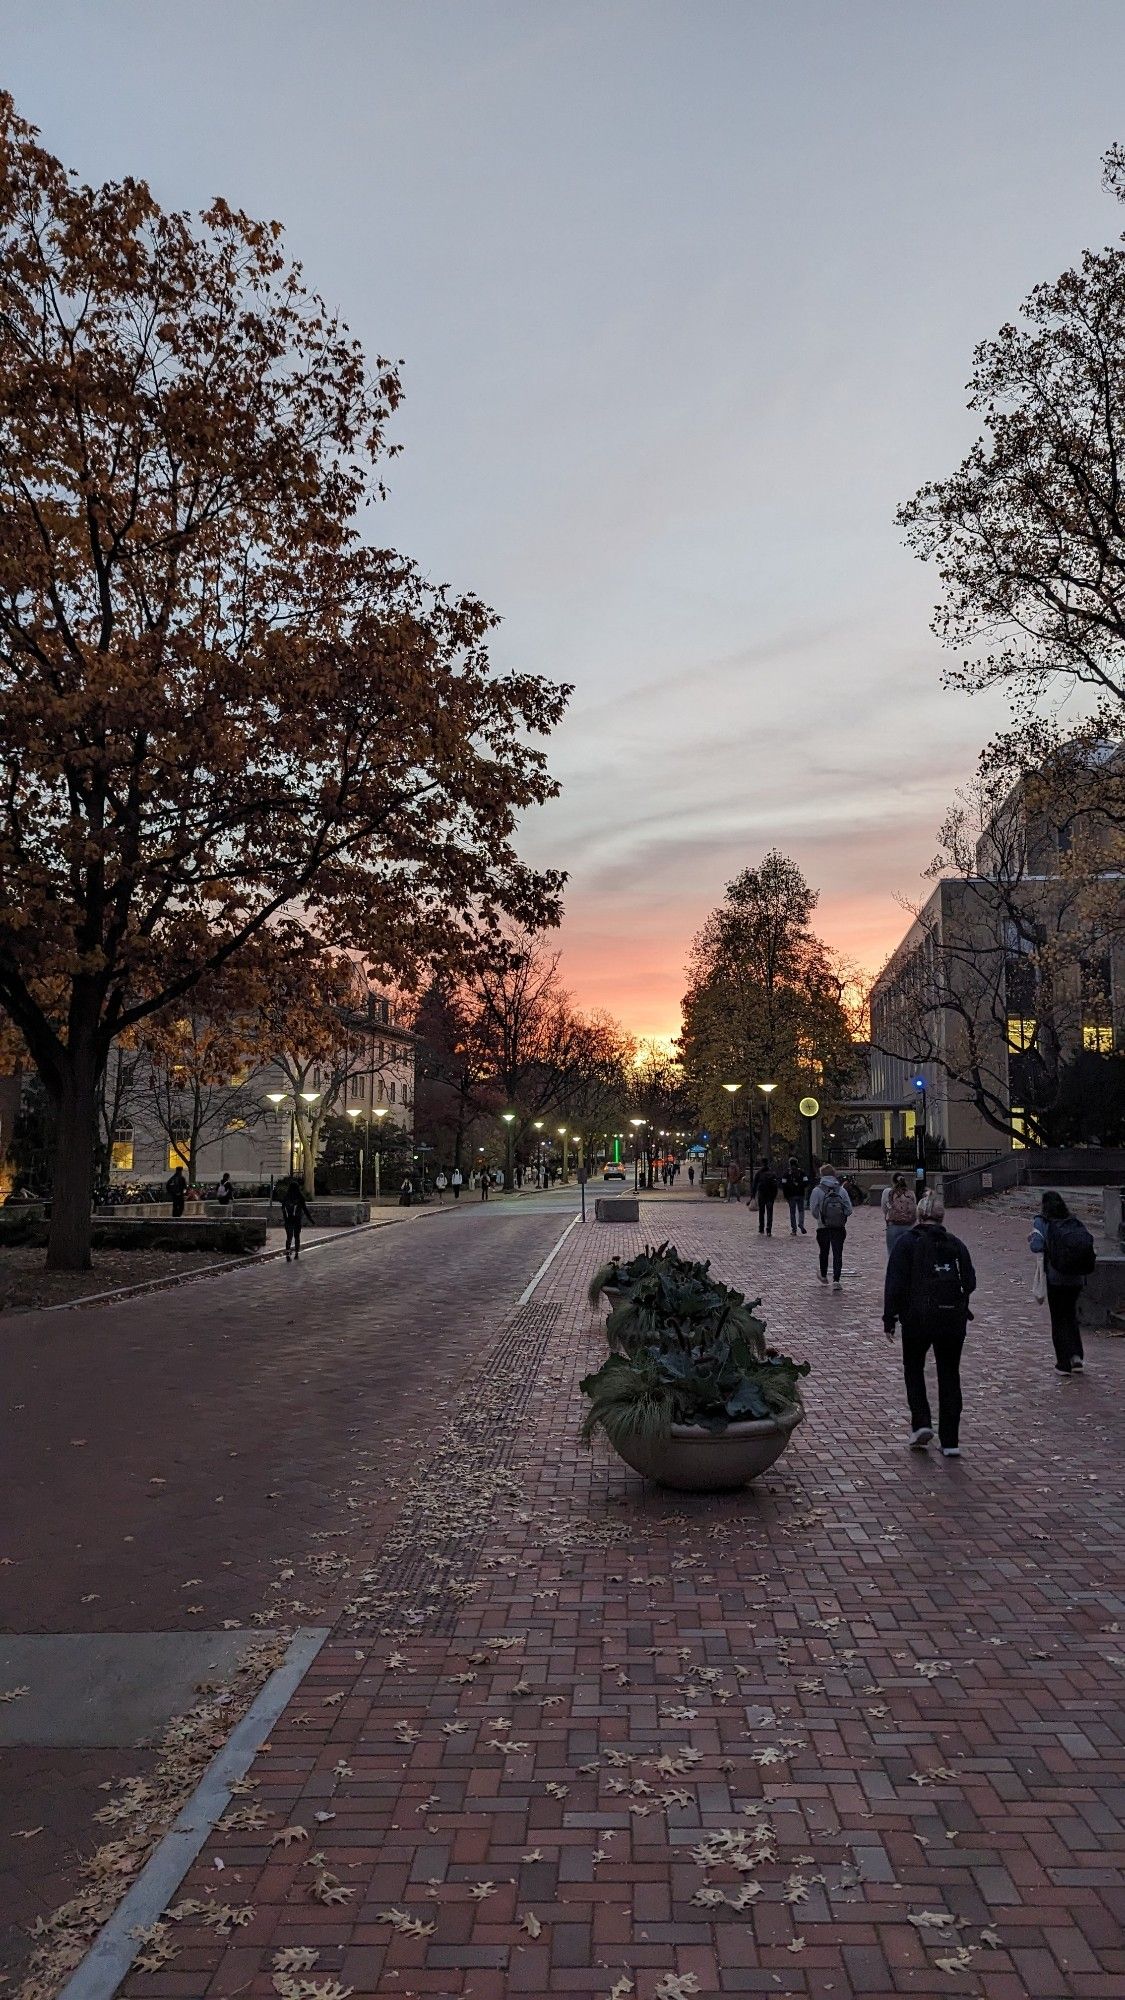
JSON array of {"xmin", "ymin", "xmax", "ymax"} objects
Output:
[
  {"xmin": 41, "ymin": 1202, "xmax": 459, "ymax": 1314},
  {"xmin": 57, "ymin": 1625, "xmax": 329, "ymax": 2000}
]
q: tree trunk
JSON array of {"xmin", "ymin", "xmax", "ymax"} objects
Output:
[{"xmin": 46, "ymin": 1044, "xmax": 100, "ymax": 1271}]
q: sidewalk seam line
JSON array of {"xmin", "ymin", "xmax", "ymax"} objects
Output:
[
  {"xmin": 55, "ymin": 1624, "xmax": 330, "ymax": 2000},
  {"xmin": 517, "ymin": 1214, "xmax": 581, "ymax": 1304}
]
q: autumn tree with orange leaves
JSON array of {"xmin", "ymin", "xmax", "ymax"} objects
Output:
[{"xmin": 0, "ymin": 97, "xmax": 567, "ymax": 1268}]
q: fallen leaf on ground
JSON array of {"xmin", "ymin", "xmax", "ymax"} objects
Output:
[{"xmin": 519, "ymin": 1911, "xmax": 542, "ymax": 1937}]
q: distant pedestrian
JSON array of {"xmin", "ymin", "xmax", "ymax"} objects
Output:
[
  {"xmin": 215, "ymin": 1172, "xmax": 234, "ymax": 1210},
  {"xmin": 480, "ymin": 1169, "xmax": 490, "ymax": 1201},
  {"xmin": 688, "ymin": 1164, "xmax": 695, "ymax": 1187},
  {"xmin": 725, "ymin": 1160, "xmax": 743, "ymax": 1203},
  {"xmin": 808, "ymin": 1164, "xmax": 852, "ymax": 1286},
  {"xmin": 166, "ymin": 1165, "xmax": 187, "ymax": 1218},
  {"xmin": 435, "ymin": 1171, "xmax": 448, "ymax": 1204},
  {"xmin": 781, "ymin": 1158, "xmax": 808, "ymax": 1235},
  {"xmin": 451, "ymin": 1167, "xmax": 462, "ymax": 1200},
  {"xmin": 279, "ymin": 1176, "xmax": 312, "ymax": 1261},
  {"xmin": 881, "ymin": 1174, "xmax": 917, "ymax": 1256},
  {"xmin": 751, "ymin": 1159, "xmax": 779, "ymax": 1236},
  {"xmin": 399, "ymin": 1174, "xmax": 414, "ymax": 1208},
  {"xmin": 1029, "ymin": 1190, "xmax": 1096, "ymax": 1376},
  {"xmin": 884, "ymin": 1190, "xmax": 976, "ymax": 1456}
]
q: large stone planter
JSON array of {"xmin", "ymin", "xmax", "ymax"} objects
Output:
[{"xmin": 609, "ymin": 1405, "xmax": 804, "ymax": 1492}]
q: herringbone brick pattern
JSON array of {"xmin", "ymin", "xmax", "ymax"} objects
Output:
[{"xmin": 118, "ymin": 1196, "xmax": 1124, "ymax": 1998}]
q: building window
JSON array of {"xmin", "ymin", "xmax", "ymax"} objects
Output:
[
  {"xmin": 168, "ymin": 1135, "xmax": 190, "ymax": 1171},
  {"xmin": 389, "ymin": 1081, "xmax": 396, "ymax": 1104},
  {"xmin": 110, "ymin": 1123, "xmax": 134, "ymax": 1172},
  {"xmin": 903, "ymin": 1108, "xmax": 916, "ymax": 1139},
  {"xmin": 1010, "ymin": 1107, "xmax": 1029, "ymax": 1151},
  {"xmin": 1006, "ymin": 1017, "xmax": 1037, "ymax": 1052},
  {"xmin": 1083, "ymin": 1023, "xmax": 1115, "ymax": 1053},
  {"xmin": 376, "ymin": 1075, "xmax": 385, "ymax": 1103},
  {"xmin": 225, "ymin": 1117, "xmax": 247, "ymax": 1132}
]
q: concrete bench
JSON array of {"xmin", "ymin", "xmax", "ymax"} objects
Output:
[{"xmin": 595, "ymin": 1197, "xmax": 640, "ymax": 1223}]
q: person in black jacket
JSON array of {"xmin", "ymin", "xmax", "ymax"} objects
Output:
[
  {"xmin": 883, "ymin": 1190, "xmax": 976, "ymax": 1458},
  {"xmin": 751, "ymin": 1159, "xmax": 779, "ymax": 1236},
  {"xmin": 278, "ymin": 1176, "xmax": 313, "ymax": 1261},
  {"xmin": 781, "ymin": 1158, "xmax": 808, "ymax": 1235}
]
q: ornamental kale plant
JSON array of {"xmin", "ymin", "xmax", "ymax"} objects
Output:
[{"xmin": 581, "ymin": 1243, "xmax": 809, "ymax": 1448}]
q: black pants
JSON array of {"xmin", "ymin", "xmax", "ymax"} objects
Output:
[
  {"xmin": 283, "ymin": 1216, "xmax": 302, "ymax": 1257},
  {"xmin": 901, "ymin": 1318, "xmax": 966, "ymax": 1447},
  {"xmin": 758, "ymin": 1197, "xmax": 775, "ymax": 1235},
  {"xmin": 1046, "ymin": 1282, "xmax": 1084, "ymax": 1370},
  {"xmin": 788, "ymin": 1197, "xmax": 805, "ymax": 1233},
  {"xmin": 816, "ymin": 1224, "xmax": 846, "ymax": 1279}
]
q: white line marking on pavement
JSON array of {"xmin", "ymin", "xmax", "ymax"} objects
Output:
[
  {"xmin": 58, "ymin": 1624, "xmax": 329, "ymax": 2000},
  {"xmin": 518, "ymin": 1214, "xmax": 581, "ymax": 1305}
]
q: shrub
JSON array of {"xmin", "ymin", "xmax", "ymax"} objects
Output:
[{"xmin": 581, "ymin": 1243, "xmax": 808, "ymax": 1449}]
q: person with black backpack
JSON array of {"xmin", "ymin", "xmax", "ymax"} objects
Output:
[
  {"xmin": 808, "ymin": 1165, "xmax": 853, "ymax": 1286},
  {"xmin": 1029, "ymin": 1190, "xmax": 1096, "ymax": 1375},
  {"xmin": 883, "ymin": 1190, "xmax": 976, "ymax": 1456},
  {"xmin": 751, "ymin": 1158, "xmax": 779, "ymax": 1236}
]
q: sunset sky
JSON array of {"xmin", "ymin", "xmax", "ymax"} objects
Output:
[{"xmin": 7, "ymin": 1, "xmax": 1125, "ymax": 1041}]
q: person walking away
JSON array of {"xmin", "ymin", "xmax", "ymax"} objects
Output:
[
  {"xmin": 884, "ymin": 1190, "xmax": 976, "ymax": 1456},
  {"xmin": 752, "ymin": 1159, "xmax": 779, "ymax": 1236},
  {"xmin": 435, "ymin": 1171, "xmax": 447, "ymax": 1204},
  {"xmin": 688, "ymin": 1164, "xmax": 695, "ymax": 1188},
  {"xmin": 166, "ymin": 1165, "xmax": 187, "ymax": 1218},
  {"xmin": 279, "ymin": 1176, "xmax": 312, "ymax": 1261},
  {"xmin": 480, "ymin": 1169, "xmax": 490, "ymax": 1200},
  {"xmin": 215, "ymin": 1172, "xmax": 234, "ymax": 1211},
  {"xmin": 1029, "ymin": 1190, "xmax": 1096, "ymax": 1375},
  {"xmin": 808, "ymin": 1165, "xmax": 852, "ymax": 1286},
  {"xmin": 781, "ymin": 1158, "xmax": 808, "ymax": 1235},
  {"xmin": 881, "ymin": 1173, "xmax": 917, "ymax": 1256},
  {"xmin": 451, "ymin": 1166, "xmax": 462, "ymax": 1200}
]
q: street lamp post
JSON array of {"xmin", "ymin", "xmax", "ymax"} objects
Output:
[
  {"xmin": 911, "ymin": 1075, "xmax": 928, "ymax": 1193},
  {"xmin": 629, "ymin": 1117, "xmax": 645, "ymax": 1191},
  {"xmin": 756, "ymin": 1082, "xmax": 777, "ymax": 1161},
  {"xmin": 721, "ymin": 1082, "xmax": 755, "ymax": 1186},
  {"xmin": 502, "ymin": 1111, "xmax": 516, "ymax": 1192},
  {"xmin": 533, "ymin": 1119, "xmax": 544, "ymax": 1186},
  {"xmin": 266, "ymin": 1090, "xmax": 295, "ymax": 1178},
  {"xmin": 346, "ymin": 1104, "xmax": 366, "ymax": 1198},
  {"xmin": 558, "ymin": 1126, "xmax": 569, "ymax": 1184},
  {"xmin": 372, "ymin": 1105, "xmax": 388, "ymax": 1201}
]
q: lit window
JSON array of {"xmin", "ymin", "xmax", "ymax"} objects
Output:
[
  {"xmin": 903, "ymin": 1109, "xmax": 916, "ymax": 1138},
  {"xmin": 168, "ymin": 1139, "xmax": 190, "ymax": 1170},
  {"xmin": 1006, "ymin": 1017, "xmax": 1037, "ymax": 1052},
  {"xmin": 1010, "ymin": 1108, "xmax": 1029, "ymax": 1151},
  {"xmin": 225, "ymin": 1117, "xmax": 247, "ymax": 1132},
  {"xmin": 110, "ymin": 1134, "xmax": 134, "ymax": 1171},
  {"xmin": 1083, "ymin": 1023, "xmax": 1114, "ymax": 1053}
]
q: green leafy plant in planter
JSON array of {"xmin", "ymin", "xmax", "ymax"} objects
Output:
[{"xmin": 581, "ymin": 1243, "xmax": 809, "ymax": 1449}]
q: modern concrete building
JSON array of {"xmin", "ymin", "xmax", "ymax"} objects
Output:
[{"xmin": 864, "ymin": 751, "xmax": 1123, "ymax": 1159}]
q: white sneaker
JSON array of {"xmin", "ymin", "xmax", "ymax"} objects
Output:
[
  {"xmin": 1071, "ymin": 1357, "xmax": 1084, "ymax": 1372},
  {"xmin": 941, "ymin": 1446, "xmax": 961, "ymax": 1458},
  {"xmin": 909, "ymin": 1427, "xmax": 933, "ymax": 1449}
]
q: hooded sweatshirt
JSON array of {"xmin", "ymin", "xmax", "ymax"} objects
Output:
[{"xmin": 808, "ymin": 1173, "xmax": 853, "ymax": 1229}]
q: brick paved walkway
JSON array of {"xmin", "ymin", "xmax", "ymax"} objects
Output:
[
  {"xmin": 94, "ymin": 1193, "xmax": 1124, "ymax": 2000},
  {"xmin": 0, "ymin": 1201, "xmax": 569, "ymax": 1985}
]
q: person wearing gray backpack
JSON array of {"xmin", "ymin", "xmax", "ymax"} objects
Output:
[{"xmin": 808, "ymin": 1165, "xmax": 853, "ymax": 1286}]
